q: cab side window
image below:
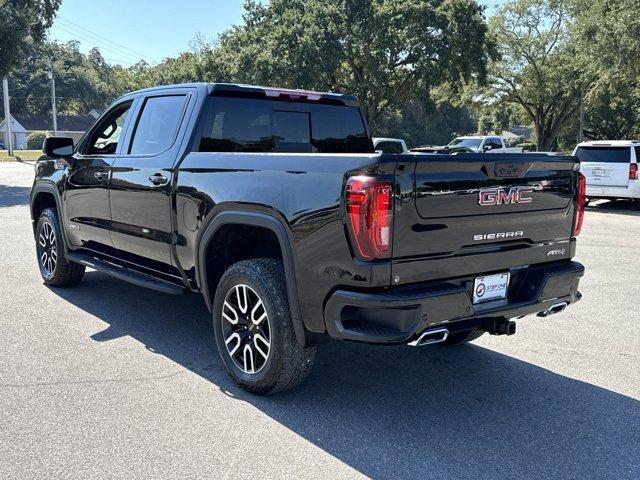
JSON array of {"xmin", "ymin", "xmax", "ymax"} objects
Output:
[{"xmin": 86, "ymin": 102, "xmax": 132, "ymax": 155}]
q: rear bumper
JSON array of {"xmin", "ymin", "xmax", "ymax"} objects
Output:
[
  {"xmin": 324, "ymin": 261, "xmax": 584, "ymax": 344},
  {"xmin": 586, "ymin": 181, "xmax": 640, "ymax": 199}
]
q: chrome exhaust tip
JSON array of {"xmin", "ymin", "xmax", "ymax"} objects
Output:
[
  {"xmin": 408, "ymin": 327, "xmax": 449, "ymax": 347},
  {"xmin": 538, "ymin": 301, "xmax": 568, "ymax": 318}
]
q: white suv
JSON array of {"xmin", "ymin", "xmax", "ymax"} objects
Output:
[{"xmin": 573, "ymin": 140, "xmax": 640, "ymax": 206}]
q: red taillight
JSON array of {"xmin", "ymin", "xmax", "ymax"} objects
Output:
[
  {"xmin": 346, "ymin": 176, "xmax": 393, "ymax": 260},
  {"xmin": 574, "ymin": 172, "xmax": 586, "ymax": 236},
  {"xmin": 630, "ymin": 163, "xmax": 638, "ymax": 180}
]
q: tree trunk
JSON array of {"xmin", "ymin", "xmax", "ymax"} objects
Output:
[{"xmin": 534, "ymin": 112, "xmax": 546, "ymax": 151}]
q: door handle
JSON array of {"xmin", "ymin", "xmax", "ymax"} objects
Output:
[
  {"xmin": 94, "ymin": 171, "xmax": 108, "ymax": 181},
  {"xmin": 148, "ymin": 172, "xmax": 169, "ymax": 185}
]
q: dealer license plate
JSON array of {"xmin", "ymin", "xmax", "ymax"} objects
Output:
[{"xmin": 473, "ymin": 273, "xmax": 510, "ymax": 304}]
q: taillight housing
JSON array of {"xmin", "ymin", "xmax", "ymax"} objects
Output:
[
  {"xmin": 630, "ymin": 163, "xmax": 638, "ymax": 180},
  {"xmin": 346, "ymin": 176, "xmax": 393, "ymax": 260},
  {"xmin": 573, "ymin": 172, "xmax": 586, "ymax": 236}
]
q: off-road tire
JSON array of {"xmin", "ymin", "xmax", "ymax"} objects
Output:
[
  {"xmin": 212, "ymin": 258, "xmax": 316, "ymax": 395},
  {"xmin": 35, "ymin": 208, "xmax": 85, "ymax": 287}
]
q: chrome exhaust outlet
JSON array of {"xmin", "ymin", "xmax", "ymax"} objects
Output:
[
  {"xmin": 538, "ymin": 301, "xmax": 568, "ymax": 318},
  {"xmin": 408, "ymin": 328, "xmax": 449, "ymax": 347}
]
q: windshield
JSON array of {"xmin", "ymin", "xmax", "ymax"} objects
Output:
[{"xmin": 447, "ymin": 138, "xmax": 482, "ymax": 148}]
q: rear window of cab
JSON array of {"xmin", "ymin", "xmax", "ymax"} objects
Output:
[{"xmin": 197, "ymin": 96, "xmax": 373, "ymax": 154}]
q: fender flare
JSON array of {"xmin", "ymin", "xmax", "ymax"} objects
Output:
[
  {"xmin": 30, "ymin": 182, "xmax": 70, "ymax": 253},
  {"xmin": 196, "ymin": 209, "xmax": 306, "ymax": 347}
]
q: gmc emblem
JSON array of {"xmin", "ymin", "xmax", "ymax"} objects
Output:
[{"xmin": 478, "ymin": 186, "xmax": 533, "ymax": 206}]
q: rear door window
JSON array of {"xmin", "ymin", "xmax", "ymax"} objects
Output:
[
  {"xmin": 198, "ymin": 97, "xmax": 371, "ymax": 153},
  {"xmin": 129, "ymin": 95, "xmax": 187, "ymax": 155},
  {"xmin": 575, "ymin": 147, "xmax": 631, "ymax": 163}
]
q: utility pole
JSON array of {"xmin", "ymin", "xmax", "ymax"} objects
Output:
[
  {"xmin": 48, "ymin": 59, "xmax": 58, "ymax": 137},
  {"xmin": 577, "ymin": 88, "xmax": 584, "ymax": 143},
  {"xmin": 2, "ymin": 77, "xmax": 14, "ymax": 155}
]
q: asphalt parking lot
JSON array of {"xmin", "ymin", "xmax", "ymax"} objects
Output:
[{"xmin": 0, "ymin": 161, "xmax": 638, "ymax": 479}]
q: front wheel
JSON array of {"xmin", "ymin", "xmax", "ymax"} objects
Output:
[
  {"xmin": 212, "ymin": 258, "xmax": 316, "ymax": 395},
  {"xmin": 35, "ymin": 208, "xmax": 85, "ymax": 287}
]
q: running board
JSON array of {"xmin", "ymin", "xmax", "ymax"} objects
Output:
[{"xmin": 65, "ymin": 252, "xmax": 186, "ymax": 295}]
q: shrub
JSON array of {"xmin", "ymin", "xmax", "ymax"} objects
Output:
[
  {"xmin": 27, "ymin": 131, "xmax": 48, "ymax": 150},
  {"xmin": 517, "ymin": 142, "xmax": 537, "ymax": 152}
]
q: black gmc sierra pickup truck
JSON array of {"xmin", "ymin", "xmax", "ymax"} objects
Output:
[{"xmin": 31, "ymin": 83, "xmax": 586, "ymax": 394}]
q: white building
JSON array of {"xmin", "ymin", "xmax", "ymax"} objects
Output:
[
  {"xmin": 1, "ymin": 114, "xmax": 96, "ymax": 149},
  {"xmin": 0, "ymin": 115, "xmax": 28, "ymax": 149}
]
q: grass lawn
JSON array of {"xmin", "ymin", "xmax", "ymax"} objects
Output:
[{"xmin": 0, "ymin": 150, "xmax": 44, "ymax": 162}]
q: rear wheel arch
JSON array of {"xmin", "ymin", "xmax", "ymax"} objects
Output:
[{"xmin": 196, "ymin": 209, "xmax": 306, "ymax": 346}]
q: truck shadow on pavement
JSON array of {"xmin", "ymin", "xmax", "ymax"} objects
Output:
[
  {"xmin": 587, "ymin": 199, "xmax": 640, "ymax": 217},
  {"xmin": 0, "ymin": 185, "xmax": 31, "ymax": 208},
  {"xmin": 51, "ymin": 271, "xmax": 639, "ymax": 480}
]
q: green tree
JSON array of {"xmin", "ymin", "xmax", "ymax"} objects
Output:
[
  {"xmin": 203, "ymin": 0, "xmax": 495, "ymax": 130},
  {"xmin": 571, "ymin": 0, "xmax": 640, "ymax": 139},
  {"xmin": 0, "ymin": 0, "xmax": 60, "ymax": 78},
  {"xmin": 8, "ymin": 41, "xmax": 144, "ymax": 116},
  {"xmin": 571, "ymin": 0, "xmax": 640, "ymax": 84},
  {"xmin": 379, "ymin": 98, "xmax": 477, "ymax": 147},
  {"xmin": 489, "ymin": 0, "xmax": 582, "ymax": 150},
  {"xmin": 475, "ymin": 101, "xmax": 526, "ymax": 135},
  {"xmin": 583, "ymin": 81, "xmax": 640, "ymax": 140}
]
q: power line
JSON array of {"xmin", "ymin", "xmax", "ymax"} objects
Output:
[
  {"xmin": 51, "ymin": 24, "xmax": 142, "ymax": 62},
  {"xmin": 57, "ymin": 16, "xmax": 157, "ymax": 62},
  {"xmin": 51, "ymin": 24, "xmax": 142, "ymax": 63},
  {"xmin": 57, "ymin": 16, "xmax": 152, "ymax": 59},
  {"xmin": 103, "ymin": 58, "xmax": 139, "ymax": 66}
]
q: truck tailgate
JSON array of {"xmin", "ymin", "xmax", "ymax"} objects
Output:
[{"xmin": 392, "ymin": 153, "xmax": 578, "ymax": 285}]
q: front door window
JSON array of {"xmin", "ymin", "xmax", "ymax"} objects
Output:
[{"xmin": 86, "ymin": 103, "xmax": 131, "ymax": 155}]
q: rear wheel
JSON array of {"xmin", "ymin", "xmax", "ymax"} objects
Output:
[
  {"xmin": 35, "ymin": 208, "xmax": 85, "ymax": 287},
  {"xmin": 212, "ymin": 258, "xmax": 316, "ymax": 395},
  {"xmin": 441, "ymin": 328, "xmax": 485, "ymax": 346}
]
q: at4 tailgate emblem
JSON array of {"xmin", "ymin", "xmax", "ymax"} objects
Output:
[{"xmin": 478, "ymin": 186, "xmax": 533, "ymax": 206}]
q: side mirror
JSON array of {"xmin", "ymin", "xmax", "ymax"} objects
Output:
[
  {"xmin": 482, "ymin": 144, "xmax": 492, "ymax": 152},
  {"xmin": 43, "ymin": 137, "xmax": 74, "ymax": 158}
]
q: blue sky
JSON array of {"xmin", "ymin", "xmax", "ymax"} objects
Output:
[{"xmin": 48, "ymin": 0, "xmax": 505, "ymax": 66}]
